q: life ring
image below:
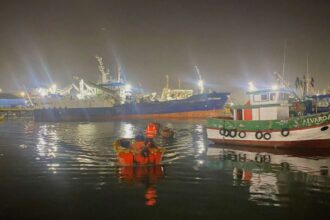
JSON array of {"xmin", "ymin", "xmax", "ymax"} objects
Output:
[
  {"xmin": 255, "ymin": 131, "xmax": 263, "ymax": 140},
  {"xmin": 229, "ymin": 129, "xmax": 237, "ymax": 138},
  {"xmin": 238, "ymin": 131, "xmax": 246, "ymax": 138},
  {"xmin": 281, "ymin": 128, "xmax": 290, "ymax": 137},
  {"xmin": 263, "ymin": 132, "xmax": 271, "ymax": 140},
  {"xmin": 219, "ymin": 129, "xmax": 225, "ymax": 135},
  {"xmin": 223, "ymin": 129, "xmax": 230, "ymax": 137}
]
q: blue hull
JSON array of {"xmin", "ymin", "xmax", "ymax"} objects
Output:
[{"xmin": 34, "ymin": 92, "xmax": 229, "ymax": 121}]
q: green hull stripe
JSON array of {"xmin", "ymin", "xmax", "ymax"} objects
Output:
[{"xmin": 207, "ymin": 111, "xmax": 330, "ymax": 131}]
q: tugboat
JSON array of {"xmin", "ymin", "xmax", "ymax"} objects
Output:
[
  {"xmin": 207, "ymin": 84, "xmax": 330, "ymax": 148},
  {"xmin": 113, "ymin": 138, "xmax": 165, "ymax": 166}
]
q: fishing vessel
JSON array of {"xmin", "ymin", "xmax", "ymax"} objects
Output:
[
  {"xmin": 33, "ymin": 57, "xmax": 230, "ymax": 121},
  {"xmin": 207, "ymin": 85, "xmax": 330, "ymax": 148}
]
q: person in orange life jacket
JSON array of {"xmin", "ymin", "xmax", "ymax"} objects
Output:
[
  {"xmin": 145, "ymin": 123, "xmax": 157, "ymax": 148},
  {"xmin": 146, "ymin": 123, "xmax": 157, "ymax": 138}
]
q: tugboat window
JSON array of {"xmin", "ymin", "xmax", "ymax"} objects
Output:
[
  {"xmin": 270, "ymin": 93, "xmax": 276, "ymax": 101},
  {"xmin": 321, "ymin": 126, "xmax": 328, "ymax": 131},
  {"xmin": 254, "ymin": 93, "xmax": 269, "ymax": 102}
]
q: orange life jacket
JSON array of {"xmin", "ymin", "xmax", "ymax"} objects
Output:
[
  {"xmin": 131, "ymin": 141, "xmax": 145, "ymax": 152},
  {"xmin": 146, "ymin": 123, "xmax": 157, "ymax": 138}
]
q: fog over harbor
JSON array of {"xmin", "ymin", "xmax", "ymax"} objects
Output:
[{"xmin": 0, "ymin": 0, "xmax": 330, "ymax": 97}]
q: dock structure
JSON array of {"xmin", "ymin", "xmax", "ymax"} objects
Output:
[{"xmin": 0, "ymin": 107, "xmax": 34, "ymax": 118}]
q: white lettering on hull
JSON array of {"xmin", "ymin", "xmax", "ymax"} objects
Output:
[{"xmin": 302, "ymin": 114, "xmax": 330, "ymax": 127}]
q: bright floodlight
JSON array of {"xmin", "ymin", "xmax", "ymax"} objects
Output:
[
  {"xmin": 38, "ymin": 88, "xmax": 47, "ymax": 97},
  {"xmin": 272, "ymin": 85, "xmax": 278, "ymax": 90},
  {"xmin": 125, "ymin": 84, "xmax": 132, "ymax": 91},
  {"xmin": 248, "ymin": 82, "xmax": 257, "ymax": 91},
  {"xmin": 198, "ymin": 80, "xmax": 204, "ymax": 94},
  {"xmin": 20, "ymin": 92, "xmax": 25, "ymax": 97}
]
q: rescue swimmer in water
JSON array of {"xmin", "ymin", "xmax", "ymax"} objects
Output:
[{"xmin": 113, "ymin": 123, "xmax": 165, "ymax": 166}]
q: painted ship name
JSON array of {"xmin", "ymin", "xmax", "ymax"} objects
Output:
[{"xmin": 302, "ymin": 114, "xmax": 330, "ymax": 126}]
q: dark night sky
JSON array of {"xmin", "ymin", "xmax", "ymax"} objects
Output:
[{"xmin": 1, "ymin": 0, "xmax": 330, "ymax": 96}]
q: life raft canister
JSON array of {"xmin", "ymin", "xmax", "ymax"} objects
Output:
[{"xmin": 146, "ymin": 123, "xmax": 157, "ymax": 138}]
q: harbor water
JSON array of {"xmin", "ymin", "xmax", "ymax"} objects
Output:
[{"xmin": 0, "ymin": 119, "xmax": 329, "ymax": 219}]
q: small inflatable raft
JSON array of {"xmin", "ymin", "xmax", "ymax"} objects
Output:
[{"xmin": 113, "ymin": 138, "xmax": 165, "ymax": 166}]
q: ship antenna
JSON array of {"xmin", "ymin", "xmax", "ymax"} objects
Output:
[
  {"xmin": 306, "ymin": 54, "xmax": 310, "ymax": 76},
  {"xmin": 166, "ymin": 75, "xmax": 169, "ymax": 89},
  {"xmin": 282, "ymin": 40, "xmax": 287, "ymax": 80}
]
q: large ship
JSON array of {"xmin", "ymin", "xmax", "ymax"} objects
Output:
[{"xmin": 33, "ymin": 57, "xmax": 230, "ymax": 122}]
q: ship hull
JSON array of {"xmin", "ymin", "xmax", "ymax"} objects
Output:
[
  {"xmin": 207, "ymin": 123, "xmax": 330, "ymax": 148},
  {"xmin": 34, "ymin": 93, "xmax": 229, "ymax": 122},
  {"xmin": 207, "ymin": 111, "xmax": 330, "ymax": 148}
]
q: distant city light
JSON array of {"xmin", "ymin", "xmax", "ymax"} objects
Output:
[
  {"xmin": 37, "ymin": 88, "xmax": 48, "ymax": 97},
  {"xmin": 125, "ymin": 84, "xmax": 132, "ymax": 91},
  {"xmin": 272, "ymin": 85, "xmax": 278, "ymax": 90}
]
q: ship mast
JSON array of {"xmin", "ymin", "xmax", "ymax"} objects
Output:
[
  {"xmin": 273, "ymin": 72, "xmax": 301, "ymax": 100},
  {"xmin": 166, "ymin": 75, "xmax": 169, "ymax": 89},
  {"xmin": 282, "ymin": 40, "xmax": 287, "ymax": 79},
  {"xmin": 95, "ymin": 55, "xmax": 110, "ymax": 84}
]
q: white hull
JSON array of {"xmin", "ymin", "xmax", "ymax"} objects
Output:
[{"xmin": 207, "ymin": 123, "xmax": 330, "ymax": 148}]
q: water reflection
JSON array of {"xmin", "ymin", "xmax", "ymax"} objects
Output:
[
  {"xmin": 120, "ymin": 123, "xmax": 135, "ymax": 138},
  {"xmin": 36, "ymin": 124, "xmax": 60, "ymax": 174},
  {"xmin": 206, "ymin": 145, "xmax": 330, "ymax": 206},
  {"xmin": 117, "ymin": 165, "xmax": 165, "ymax": 206},
  {"xmin": 2, "ymin": 120, "xmax": 330, "ymax": 219}
]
